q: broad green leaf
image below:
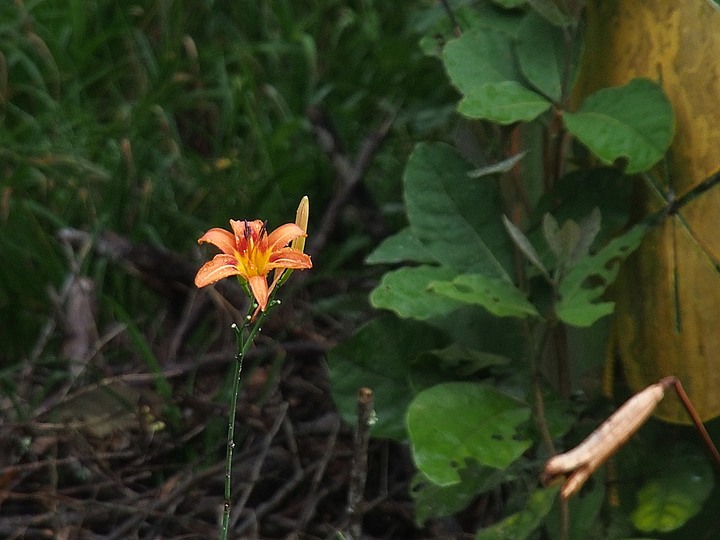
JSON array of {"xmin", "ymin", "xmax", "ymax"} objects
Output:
[
  {"xmin": 427, "ymin": 305, "xmax": 527, "ymax": 361},
  {"xmin": 370, "ymin": 265, "xmax": 463, "ymax": 320},
  {"xmin": 475, "ymin": 486, "xmax": 560, "ymax": 540},
  {"xmin": 430, "ymin": 273, "xmax": 540, "ymax": 319},
  {"xmin": 458, "ymin": 81, "xmax": 551, "ymax": 124},
  {"xmin": 328, "ymin": 315, "xmax": 447, "ymax": 440},
  {"xmin": 412, "ymin": 465, "xmax": 508, "ymax": 525},
  {"xmin": 631, "ymin": 449, "xmax": 713, "ymax": 533},
  {"xmin": 366, "ymin": 227, "xmax": 436, "ymax": 265},
  {"xmin": 517, "ymin": 12, "xmax": 567, "ymax": 102},
  {"xmin": 526, "ymin": 0, "xmax": 572, "ymax": 27},
  {"xmin": 404, "ymin": 142, "xmax": 513, "ymax": 278},
  {"xmin": 556, "ymin": 224, "xmax": 648, "ymax": 326},
  {"xmin": 410, "ymin": 344, "xmax": 510, "ymax": 392},
  {"xmin": 407, "ymin": 382, "xmax": 531, "ymax": 485},
  {"xmin": 417, "ymin": 344, "xmax": 510, "ymax": 376},
  {"xmin": 491, "ymin": 0, "xmax": 526, "ymax": 8},
  {"xmin": 443, "ymin": 27, "xmax": 520, "ymax": 94},
  {"xmin": 563, "ymin": 78, "xmax": 675, "ymax": 174}
]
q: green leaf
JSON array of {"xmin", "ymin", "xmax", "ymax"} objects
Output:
[
  {"xmin": 543, "ymin": 209, "xmax": 601, "ymax": 270},
  {"xmin": 517, "ymin": 12, "xmax": 567, "ymax": 102},
  {"xmin": 430, "ymin": 273, "xmax": 540, "ymax": 319},
  {"xmin": 410, "ymin": 344, "xmax": 510, "ymax": 392},
  {"xmin": 443, "ymin": 28, "xmax": 520, "ymax": 94},
  {"xmin": 556, "ymin": 224, "xmax": 648, "ymax": 326},
  {"xmin": 404, "ymin": 142, "xmax": 513, "ymax": 278},
  {"xmin": 407, "ymin": 382, "xmax": 531, "ymax": 485},
  {"xmin": 468, "ymin": 151, "xmax": 526, "ymax": 178},
  {"xmin": 503, "ymin": 215, "xmax": 549, "ymax": 277},
  {"xmin": 418, "ymin": 344, "xmax": 510, "ymax": 376},
  {"xmin": 526, "ymin": 0, "xmax": 572, "ymax": 27},
  {"xmin": 426, "ymin": 306, "xmax": 527, "ymax": 361},
  {"xmin": 631, "ymin": 448, "xmax": 714, "ymax": 533},
  {"xmin": 365, "ymin": 227, "xmax": 436, "ymax": 265},
  {"xmin": 328, "ymin": 315, "xmax": 447, "ymax": 440},
  {"xmin": 370, "ymin": 265, "xmax": 463, "ymax": 320},
  {"xmin": 458, "ymin": 81, "xmax": 551, "ymax": 124},
  {"xmin": 475, "ymin": 486, "xmax": 560, "ymax": 540},
  {"xmin": 535, "ymin": 167, "xmax": 634, "ymax": 247},
  {"xmin": 545, "ymin": 467, "xmax": 605, "ymax": 539},
  {"xmin": 412, "ymin": 465, "xmax": 508, "ymax": 525},
  {"xmin": 491, "ymin": 0, "xmax": 526, "ymax": 8},
  {"xmin": 563, "ymin": 78, "xmax": 675, "ymax": 174}
]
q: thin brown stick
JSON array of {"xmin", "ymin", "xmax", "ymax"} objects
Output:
[
  {"xmin": 671, "ymin": 377, "xmax": 720, "ymax": 468},
  {"xmin": 346, "ymin": 387, "xmax": 375, "ymax": 539}
]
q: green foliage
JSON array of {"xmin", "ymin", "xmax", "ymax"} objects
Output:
[
  {"xmin": 328, "ymin": 315, "xmax": 448, "ymax": 440},
  {"xmin": 407, "ymin": 382, "xmax": 531, "ymax": 485},
  {"xmin": 458, "ymin": 80, "xmax": 551, "ymax": 124},
  {"xmin": 475, "ymin": 486, "xmax": 559, "ymax": 540},
  {"xmin": 329, "ymin": 1, "xmax": 717, "ymax": 538},
  {"xmin": 429, "ymin": 273, "xmax": 540, "ymax": 319},
  {"xmin": 631, "ymin": 445, "xmax": 714, "ymax": 534},
  {"xmin": 412, "ymin": 465, "xmax": 508, "ymax": 526},
  {"xmin": 0, "ymin": 0, "xmax": 450, "ymax": 358},
  {"xmin": 403, "ymin": 142, "xmax": 513, "ymax": 277},
  {"xmin": 370, "ymin": 265, "xmax": 463, "ymax": 320},
  {"xmin": 563, "ymin": 78, "xmax": 675, "ymax": 173},
  {"xmin": 554, "ymin": 223, "xmax": 647, "ymax": 326}
]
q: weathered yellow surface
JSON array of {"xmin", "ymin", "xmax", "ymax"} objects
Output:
[{"xmin": 576, "ymin": 0, "xmax": 720, "ymax": 422}]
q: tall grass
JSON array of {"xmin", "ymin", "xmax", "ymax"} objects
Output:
[{"xmin": 0, "ymin": 0, "xmax": 453, "ymax": 366}]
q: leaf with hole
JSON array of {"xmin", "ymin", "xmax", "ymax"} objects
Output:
[
  {"xmin": 407, "ymin": 382, "xmax": 531, "ymax": 485},
  {"xmin": 430, "ymin": 273, "xmax": 540, "ymax": 319},
  {"xmin": 563, "ymin": 78, "xmax": 674, "ymax": 173},
  {"xmin": 556, "ymin": 223, "xmax": 648, "ymax": 326},
  {"xmin": 370, "ymin": 265, "xmax": 463, "ymax": 320}
]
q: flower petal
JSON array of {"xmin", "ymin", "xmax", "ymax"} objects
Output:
[
  {"xmin": 266, "ymin": 223, "xmax": 305, "ymax": 251},
  {"xmin": 194, "ymin": 255, "xmax": 239, "ymax": 287},
  {"xmin": 198, "ymin": 228, "xmax": 237, "ymax": 255},
  {"xmin": 268, "ymin": 248, "xmax": 312, "ymax": 270},
  {"xmin": 246, "ymin": 275, "xmax": 270, "ymax": 310},
  {"xmin": 230, "ymin": 219, "xmax": 265, "ymax": 241}
]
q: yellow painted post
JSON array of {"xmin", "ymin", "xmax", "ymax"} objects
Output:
[{"xmin": 575, "ymin": 1, "xmax": 720, "ymax": 423}]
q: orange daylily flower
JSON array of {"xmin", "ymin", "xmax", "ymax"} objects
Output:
[{"xmin": 194, "ymin": 218, "xmax": 312, "ymax": 311}]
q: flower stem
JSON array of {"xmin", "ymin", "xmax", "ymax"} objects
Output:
[{"xmin": 220, "ymin": 300, "xmax": 275, "ymax": 540}]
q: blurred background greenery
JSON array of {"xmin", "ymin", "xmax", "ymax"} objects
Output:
[{"xmin": 0, "ymin": 0, "xmax": 455, "ymax": 361}]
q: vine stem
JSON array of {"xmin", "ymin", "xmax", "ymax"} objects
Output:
[{"xmin": 220, "ymin": 298, "xmax": 276, "ymax": 540}]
